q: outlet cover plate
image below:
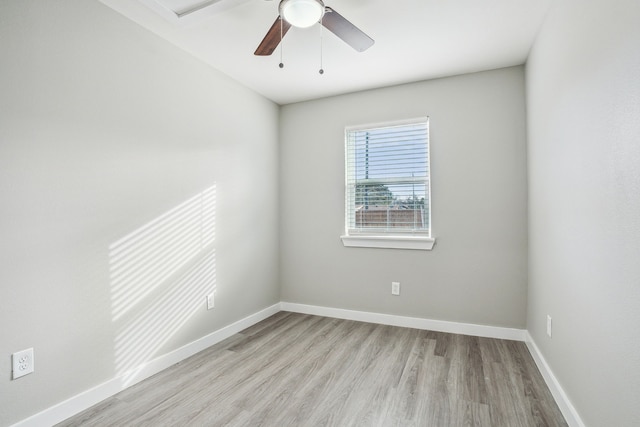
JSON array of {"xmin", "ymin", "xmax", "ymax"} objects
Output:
[
  {"xmin": 12, "ymin": 348, "xmax": 34, "ymax": 379},
  {"xmin": 391, "ymin": 282, "xmax": 400, "ymax": 296}
]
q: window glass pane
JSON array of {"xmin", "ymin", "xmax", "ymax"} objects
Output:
[{"xmin": 345, "ymin": 118, "xmax": 430, "ymax": 235}]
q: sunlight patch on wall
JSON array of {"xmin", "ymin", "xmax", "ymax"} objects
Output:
[
  {"xmin": 109, "ymin": 186, "xmax": 215, "ymax": 320},
  {"xmin": 109, "ymin": 185, "xmax": 216, "ymax": 386}
]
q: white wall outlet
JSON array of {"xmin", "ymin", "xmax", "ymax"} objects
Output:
[
  {"xmin": 12, "ymin": 348, "xmax": 34, "ymax": 379},
  {"xmin": 546, "ymin": 315, "xmax": 552, "ymax": 338},
  {"xmin": 391, "ymin": 282, "xmax": 400, "ymax": 296},
  {"xmin": 207, "ymin": 292, "xmax": 216, "ymax": 310}
]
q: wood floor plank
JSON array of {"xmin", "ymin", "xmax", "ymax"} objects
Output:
[
  {"xmin": 57, "ymin": 313, "xmax": 567, "ymax": 427},
  {"xmin": 386, "ymin": 335, "xmax": 435, "ymax": 423}
]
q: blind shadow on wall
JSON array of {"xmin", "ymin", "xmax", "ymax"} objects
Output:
[{"xmin": 108, "ymin": 184, "xmax": 216, "ymax": 386}]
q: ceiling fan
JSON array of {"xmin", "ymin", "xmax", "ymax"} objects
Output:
[{"xmin": 254, "ymin": 0, "xmax": 374, "ymax": 56}]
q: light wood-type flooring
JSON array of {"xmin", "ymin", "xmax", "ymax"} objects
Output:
[{"xmin": 57, "ymin": 312, "xmax": 567, "ymax": 426}]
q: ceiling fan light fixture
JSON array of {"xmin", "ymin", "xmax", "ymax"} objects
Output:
[{"xmin": 279, "ymin": 0, "xmax": 325, "ymax": 29}]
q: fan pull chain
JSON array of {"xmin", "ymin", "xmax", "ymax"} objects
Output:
[
  {"xmin": 319, "ymin": 15, "xmax": 324, "ymax": 75},
  {"xmin": 279, "ymin": 16, "xmax": 284, "ymax": 69}
]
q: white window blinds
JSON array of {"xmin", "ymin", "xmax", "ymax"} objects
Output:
[{"xmin": 345, "ymin": 118, "xmax": 430, "ymax": 236}]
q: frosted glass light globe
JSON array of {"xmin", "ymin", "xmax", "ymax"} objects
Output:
[{"xmin": 280, "ymin": 0, "xmax": 325, "ymax": 28}]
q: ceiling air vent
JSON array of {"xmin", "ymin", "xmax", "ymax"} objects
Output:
[{"xmin": 132, "ymin": 0, "xmax": 247, "ymax": 25}]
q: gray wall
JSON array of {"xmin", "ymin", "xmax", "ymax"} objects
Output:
[
  {"xmin": 526, "ymin": 0, "xmax": 640, "ymax": 425},
  {"xmin": 0, "ymin": 1, "xmax": 280, "ymax": 425},
  {"xmin": 280, "ymin": 67, "xmax": 528, "ymax": 328}
]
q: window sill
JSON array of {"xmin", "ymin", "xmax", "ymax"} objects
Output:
[{"xmin": 340, "ymin": 235, "xmax": 436, "ymax": 250}]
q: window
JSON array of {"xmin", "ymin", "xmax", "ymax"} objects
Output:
[{"xmin": 341, "ymin": 118, "xmax": 435, "ymax": 250}]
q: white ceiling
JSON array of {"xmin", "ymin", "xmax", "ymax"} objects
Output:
[{"xmin": 100, "ymin": 0, "xmax": 552, "ymax": 105}]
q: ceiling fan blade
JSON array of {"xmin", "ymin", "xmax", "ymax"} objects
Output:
[
  {"xmin": 255, "ymin": 16, "xmax": 292, "ymax": 56},
  {"xmin": 321, "ymin": 7, "xmax": 374, "ymax": 52}
]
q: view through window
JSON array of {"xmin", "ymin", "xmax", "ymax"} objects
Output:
[{"xmin": 345, "ymin": 118, "xmax": 430, "ymax": 236}]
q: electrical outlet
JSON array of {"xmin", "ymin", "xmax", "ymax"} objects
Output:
[
  {"xmin": 391, "ymin": 282, "xmax": 400, "ymax": 296},
  {"xmin": 12, "ymin": 348, "xmax": 34, "ymax": 379},
  {"xmin": 546, "ymin": 315, "xmax": 552, "ymax": 338},
  {"xmin": 207, "ymin": 292, "xmax": 215, "ymax": 310}
]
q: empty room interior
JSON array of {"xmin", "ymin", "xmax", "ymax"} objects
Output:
[{"xmin": 1, "ymin": 0, "xmax": 639, "ymax": 426}]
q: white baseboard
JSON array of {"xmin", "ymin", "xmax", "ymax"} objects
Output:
[
  {"xmin": 12, "ymin": 303, "xmax": 281, "ymax": 427},
  {"xmin": 525, "ymin": 332, "xmax": 585, "ymax": 427},
  {"xmin": 281, "ymin": 302, "xmax": 527, "ymax": 341}
]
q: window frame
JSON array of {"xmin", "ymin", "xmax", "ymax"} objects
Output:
[{"xmin": 341, "ymin": 117, "xmax": 436, "ymax": 250}]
